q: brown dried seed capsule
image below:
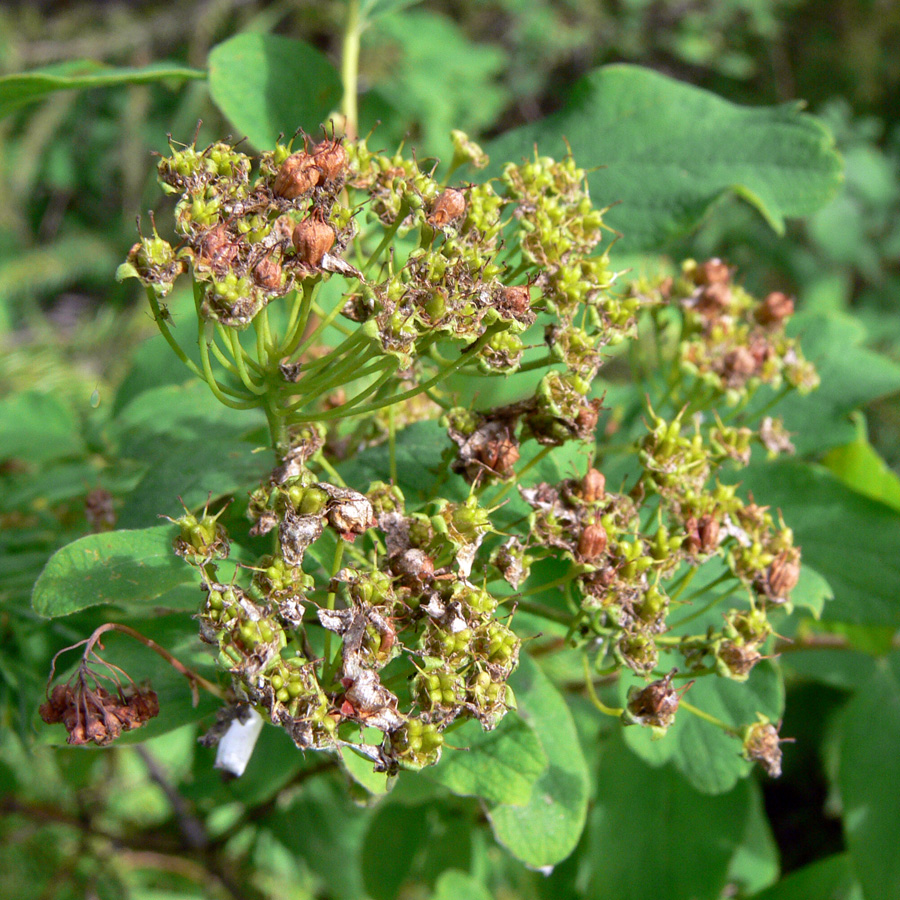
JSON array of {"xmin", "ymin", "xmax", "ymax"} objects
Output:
[
  {"xmin": 252, "ymin": 256, "xmax": 283, "ymax": 291},
  {"xmin": 499, "ymin": 285, "xmax": 531, "ymax": 317},
  {"xmin": 312, "ymin": 138, "xmax": 348, "ymax": 184},
  {"xmin": 274, "ymin": 151, "xmax": 319, "ymax": 199},
  {"xmin": 578, "ymin": 521, "xmax": 608, "ymax": 562},
  {"xmin": 197, "ymin": 224, "xmax": 239, "ymax": 271},
  {"xmin": 695, "ymin": 258, "xmax": 731, "ymax": 286},
  {"xmin": 582, "ymin": 468, "xmax": 606, "ymax": 503},
  {"xmin": 756, "ymin": 291, "xmax": 795, "ymax": 326},
  {"xmin": 765, "ymin": 548, "xmax": 801, "ymax": 600},
  {"xmin": 292, "ymin": 211, "xmax": 335, "ymax": 266},
  {"xmin": 428, "ymin": 188, "xmax": 467, "ymax": 227},
  {"xmin": 697, "ymin": 513, "xmax": 720, "ymax": 553}
]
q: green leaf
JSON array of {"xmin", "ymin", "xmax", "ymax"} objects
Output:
[
  {"xmin": 431, "ymin": 870, "xmax": 492, "ymax": 900},
  {"xmin": 340, "ymin": 744, "xmax": 393, "ymax": 795},
  {"xmin": 774, "ymin": 313, "xmax": 900, "ymax": 456},
  {"xmin": 361, "ymin": 803, "xmax": 427, "ymax": 900},
  {"xmin": 425, "ymin": 714, "xmax": 548, "ymax": 806},
  {"xmin": 839, "ymin": 652, "xmax": 900, "ymax": 900},
  {"xmin": 822, "ymin": 434, "xmax": 900, "ymax": 512},
  {"xmin": 0, "ymin": 60, "xmax": 205, "ymax": 118},
  {"xmin": 727, "ymin": 780, "xmax": 781, "ymax": 895},
  {"xmin": 112, "ymin": 381, "xmax": 266, "ymax": 527},
  {"xmin": 621, "ymin": 661, "xmax": 784, "ymax": 794},
  {"xmin": 792, "ymin": 565, "xmax": 834, "ymax": 619},
  {"xmin": 748, "ymin": 854, "xmax": 862, "ymax": 900},
  {"xmin": 208, "ymin": 34, "xmax": 342, "ymax": 150},
  {"xmin": 0, "ymin": 392, "xmax": 83, "ymax": 465},
  {"xmin": 486, "ymin": 64, "xmax": 842, "ymax": 252},
  {"xmin": 585, "ymin": 732, "xmax": 753, "ymax": 900},
  {"xmin": 270, "ymin": 777, "xmax": 371, "ymax": 900},
  {"xmin": 31, "ymin": 525, "xmax": 200, "ymax": 618},
  {"xmin": 736, "ymin": 462, "xmax": 900, "ymax": 627},
  {"xmin": 487, "ymin": 653, "xmax": 590, "ymax": 869}
]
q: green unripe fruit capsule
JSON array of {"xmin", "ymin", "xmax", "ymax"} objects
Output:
[
  {"xmin": 276, "ymin": 688, "xmax": 290, "ymax": 703},
  {"xmin": 299, "ymin": 487, "xmax": 328, "ymax": 516},
  {"xmin": 287, "ymin": 681, "xmax": 304, "ymax": 698},
  {"xmin": 271, "ymin": 674, "xmax": 285, "ymax": 691}
]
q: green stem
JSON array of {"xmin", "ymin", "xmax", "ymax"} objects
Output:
[
  {"xmin": 283, "ymin": 351, "xmax": 383, "ymax": 414},
  {"xmin": 197, "ymin": 323, "xmax": 260, "ymax": 410},
  {"xmin": 363, "ymin": 201, "xmax": 410, "ymax": 277},
  {"xmin": 680, "ymin": 699, "xmax": 736, "ymax": 735},
  {"xmin": 280, "ymin": 279, "xmax": 319, "ymax": 357},
  {"xmin": 288, "ymin": 362, "xmax": 399, "ymax": 423},
  {"xmin": 228, "ymin": 329, "xmax": 267, "ymax": 395},
  {"xmin": 146, "ymin": 287, "xmax": 206, "ymax": 382},
  {"xmin": 322, "ymin": 539, "xmax": 346, "ymax": 683},
  {"xmin": 582, "ymin": 654, "xmax": 623, "ymax": 717},
  {"xmin": 388, "ymin": 403, "xmax": 398, "ymax": 486},
  {"xmin": 341, "ymin": 0, "xmax": 361, "ymax": 139}
]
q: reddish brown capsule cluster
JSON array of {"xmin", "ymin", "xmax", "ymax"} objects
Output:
[
  {"xmin": 274, "ymin": 137, "xmax": 349, "ymax": 199},
  {"xmin": 40, "ymin": 678, "xmax": 159, "ymax": 746}
]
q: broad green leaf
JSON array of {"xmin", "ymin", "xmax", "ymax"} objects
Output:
[
  {"xmin": 823, "ymin": 434, "xmax": 900, "ymax": 512},
  {"xmin": 486, "ymin": 64, "xmax": 842, "ymax": 252},
  {"xmin": 749, "ymin": 854, "xmax": 862, "ymax": 900},
  {"xmin": 112, "ymin": 381, "xmax": 266, "ymax": 527},
  {"xmin": 621, "ymin": 661, "xmax": 784, "ymax": 794},
  {"xmin": 781, "ymin": 649, "xmax": 878, "ymax": 692},
  {"xmin": 585, "ymin": 732, "xmax": 752, "ymax": 900},
  {"xmin": 736, "ymin": 462, "xmax": 900, "ymax": 627},
  {"xmin": 773, "ymin": 313, "xmax": 900, "ymax": 456},
  {"xmin": 727, "ymin": 780, "xmax": 781, "ymax": 895},
  {"xmin": 792, "ymin": 565, "xmax": 833, "ymax": 619},
  {"xmin": 425, "ymin": 714, "xmax": 547, "ymax": 806},
  {"xmin": 270, "ymin": 777, "xmax": 371, "ymax": 900},
  {"xmin": 0, "ymin": 392, "xmax": 83, "ymax": 465},
  {"xmin": 839, "ymin": 652, "xmax": 900, "ymax": 900},
  {"xmin": 208, "ymin": 34, "xmax": 342, "ymax": 150},
  {"xmin": 431, "ymin": 870, "xmax": 492, "ymax": 900},
  {"xmin": 361, "ymin": 803, "xmax": 428, "ymax": 900},
  {"xmin": 487, "ymin": 653, "xmax": 590, "ymax": 869},
  {"xmin": 31, "ymin": 525, "xmax": 200, "ymax": 618},
  {"xmin": 0, "ymin": 60, "xmax": 205, "ymax": 118}
]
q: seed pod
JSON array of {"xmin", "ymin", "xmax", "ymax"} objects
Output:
[
  {"xmin": 292, "ymin": 211, "xmax": 335, "ymax": 266},
  {"xmin": 252, "ymin": 256, "xmax": 283, "ymax": 291},
  {"xmin": 695, "ymin": 258, "xmax": 731, "ymax": 286},
  {"xmin": 755, "ymin": 291, "xmax": 795, "ymax": 326},
  {"xmin": 582, "ymin": 468, "xmax": 606, "ymax": 503},
  {"xmin": 626, "ymin": 671, "xmax": 681, "ymax": 729},
  {"xmin": 274, "ymin": 151, "xmax": 319, "ymax": 199},
  {"xmin": 742, "ymin": 718, "xmax": 785, "ymax": 777},
  {"xmin": 578, "ymin": 520, "xmax": 608, "ymax": 562},
  {"xmin": 197, "ymin": 224, "xmax": 239, "ymax": 271},
  {"xmin": 390, "ymin": 548, "xmax": 435, "ymax": 586},
  {"xmin": 697, "ymin": 513, "xmax": 720, "ymax": 553},
  {"xmin": 312, "ymin": 138, "xmax": 348, "ymax": 184},
  {"xmin": 428, "ymin": 188, "xmax": 467, "ymax": 227},
  {"xmin": 499, "ymin": 284, "xmax": 531, "ymax": 317},
  {"xmin": 765, "ymin": 548, "xmax": 801, "ymax": 601}
]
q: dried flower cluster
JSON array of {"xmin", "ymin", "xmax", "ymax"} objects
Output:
[{"xmin": 102, "ymin": 127, "xmax": 820, "ymax": 778}]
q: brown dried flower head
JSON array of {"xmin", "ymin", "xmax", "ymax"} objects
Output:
[{"xmin": 274, "ymin": 150, "xmax": 319, "ymax": 199}]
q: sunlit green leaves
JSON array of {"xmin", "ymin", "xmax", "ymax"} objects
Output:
[
  {"xmin": 31, "ymin": 525, "xmax": 199, "ymax": 618},
  {"xmin": 0, "ymin": 61, "xmax": 204, "ymax": 119},
  {"xmin": 487, "ymin": 64, "xmax": 842, "ymax": 252},
  {"xmin": 486, "ymin": 654, "xmax": 591, "ymax": 869},
  {"xmin": 839, "ymin": 652, "xmax": 900, "ymax": 900},
  {"xmin": 620, "ymin": 662, "xmax": 784, "ymax": 794},
  {"xmin": 208, "ymin": 34, "xmax": 343, "ymax": 149},
  {"xmin": 737, "ymin": 462, "xmax": 900, "ymax": 627},
  {"xmin": 585, "ymin": 733, "xmax": 754, "ymax": 900},
  {"xmin": 426, "ymin": 715, "xmax": 547, "ymax": 806}
]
